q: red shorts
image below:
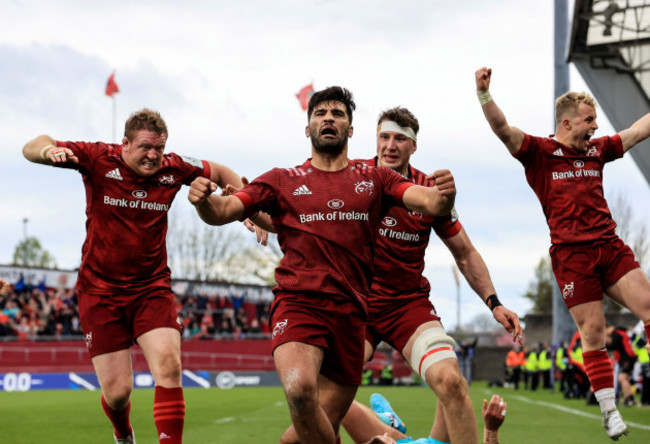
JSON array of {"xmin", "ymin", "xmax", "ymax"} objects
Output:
[
  {"xmin": 366, "ymin": 296, "xmax": 441, "ymax": 353},
  {"xmin": 550, "ymin": 238, "xmax": 640, "ymax": 309},
  {"xmin": 78, "ymin": 287, "xmax": 181, "ymax": 357},
  {"xmin": 270, "ymin": 292, "xmax": 365, "ymax": 385}
]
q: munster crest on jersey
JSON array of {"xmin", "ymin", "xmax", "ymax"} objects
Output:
[{"xmin": 355, "ymin": 180, "xmax": 374, "ymax": 195}]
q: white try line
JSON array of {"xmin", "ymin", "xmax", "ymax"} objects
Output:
[{"xmin": 500, "ymin": 391, "xmax": 650, "ymax": 431}]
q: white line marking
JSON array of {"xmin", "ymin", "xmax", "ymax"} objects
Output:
[{"xmin": 500, "ymin": 391, "xmax": 650, "ymax": 431}]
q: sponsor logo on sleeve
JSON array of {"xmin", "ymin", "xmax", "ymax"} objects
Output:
[{"xmin": 180, "ymin": 156, "xmax": 203, "ymax": 168}]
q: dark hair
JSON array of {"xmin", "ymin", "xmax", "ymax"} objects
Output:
[
  {"xmin": 124, "ymin": 108, "xmax": 168, "ymax": 141},
  {"xmin": 377, "ymin": 106, "xmax": 419, "ymax": 134},
  {"xmin": 307, "ymin": 86, "xmax": 356, "ymax": 123}
]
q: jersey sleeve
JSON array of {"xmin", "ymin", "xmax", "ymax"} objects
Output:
[
  {"xmin": 377, "ymin": 166, "xmax": 414, "ymax": 206},
  {"xmin": 432, "ymin": 211, "xmax": 462, "ymax": 239},
  {"xmin": 233, "ymin": 169, "xmax": 279, "ymax": 219},
  {"xmin": 166, "ymin": 152, "xmax": 211, "ymax": 184},
  {"xmin": 602, "ymin": 134, "xmax": 624, "ymax": 163},
  {"xmin": 513, "ymin": 133, "xmax": 536, "ymax": 166},
  {"xmin": 55, "ymin": 140, "xmax": 104, "ymax": 172}
]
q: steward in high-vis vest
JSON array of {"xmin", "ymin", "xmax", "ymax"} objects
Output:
[
  {"xmin": 538, "ymin": 343, "xmax": 552, "ymax": 389},
  {"xmin": 524, "ymin": 346, "xmax": 539, "ymax": 391},
  {"xmin": 505, "ymin": 347, "xmax": 525, "ymax": 389}
]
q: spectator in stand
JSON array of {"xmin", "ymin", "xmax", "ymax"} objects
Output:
[{"xmin": 248, "ymin": 318, "xmax": 262, "ymax": 335}]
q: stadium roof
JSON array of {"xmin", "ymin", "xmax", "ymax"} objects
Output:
[{"xmin": 568, "ymin": 0, "xmax": 650, "ymax": 184}]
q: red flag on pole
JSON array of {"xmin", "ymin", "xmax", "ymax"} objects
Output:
[
  {"xmin": 295, "ymin": 83, "xmax": 314, "ymax": 110},
  {"xmin": 105, "ymin": 72, "xmax": 119, "ymax": 97}
]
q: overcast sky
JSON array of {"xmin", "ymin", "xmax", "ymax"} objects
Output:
[{"xmin": 2, "ymin": 0, "xmax": 649, "ymax": 331}]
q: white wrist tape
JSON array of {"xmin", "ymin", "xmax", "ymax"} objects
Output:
[
  {"xmin": 409, "ymin": 327, "xmax": 457, "ymax": 378},
  {"xmin": 40, "ymin": 144, "xmax": 56, "ymax": 159},
  {"xmin": 477, "ymin": 90, "xmax": 492, "ymax": 106}
]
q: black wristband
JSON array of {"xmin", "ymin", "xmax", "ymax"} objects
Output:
[{"xmin": 485, "ymin": 294, "xmax": 502, "ymax": 311}]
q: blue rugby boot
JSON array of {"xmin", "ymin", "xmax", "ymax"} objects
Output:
[{"xmin": 370, "ymin": 393, "xmax": 407, "ymax": 433}]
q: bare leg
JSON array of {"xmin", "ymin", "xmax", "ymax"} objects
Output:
[
  {"xmin": 429, "ymin": 400, "xmax": 450, "ymax": 443},
  {"xmin": 276, "ymin": 342, "xmax": 356, "ymax": 444},
  {"xmin": 341, "ymin": 401, "xmax": 407, "ymax": 444}
]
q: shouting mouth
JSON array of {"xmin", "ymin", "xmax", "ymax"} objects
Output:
[{"xmin": 320, "ymin": 126, "xmax": 337, "ymax": 138}]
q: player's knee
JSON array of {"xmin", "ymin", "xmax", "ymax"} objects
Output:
[
  {"xmin": 103, "ymin": 383, "xmax": 132, "ymax": 408},
  {"xmin": 284, "ymin": 379, "xmax": 318, "ymax": 416},
  {"xmin": 155, "ymin": 354, "xmax": 182, "ymax": 385},
  {"xmin": 427, "ymin": 362, "xmax": 466, "ymax": 400},
  {"xmin": 580, "ymin": 322, "xmax": 606, "ymax": 348}
]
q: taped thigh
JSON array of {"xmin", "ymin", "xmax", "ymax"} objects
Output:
[{"xmin": 409, "ymin": 327, "xmax": 457, "ymax": 378}]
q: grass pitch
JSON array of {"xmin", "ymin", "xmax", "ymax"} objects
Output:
[{"xmin": 1, "ymin": 382, "xmax": 648, "ymax": 443}]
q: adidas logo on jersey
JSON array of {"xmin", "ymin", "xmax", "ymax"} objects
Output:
[
  {"xmin": 553, "ymin": 148, "xmax": 564, "ymax": 156},
  {"xmin": 293, "ymin": 185, "xmax": 312, "ymax": 195},
  {"xmin": 159, "ymin": 432, "xmax": 171, "ymax": 439},
  {"xmin": 105, "ymin": 168, "xmax": 123, "ymax": 180}
]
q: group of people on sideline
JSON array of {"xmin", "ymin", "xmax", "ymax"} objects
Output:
[{"xmin": 504, "ymin": 324, "xmax": 650, "ymax": 407}]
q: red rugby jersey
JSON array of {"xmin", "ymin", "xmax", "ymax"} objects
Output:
[
  {"xmin": 360, "ymin": 158, "xmax": 461, "ymax": 304},
  {"xmin": 514, "ymin": 134, "xmax": 623, "ymax": 245},
  {"xmin": 55, "ymin": 141, "xmax": 211, "ymax": 293},
  {"xmin": 234, "ymin": 159, "xmax": 413, "ymax": 312}
]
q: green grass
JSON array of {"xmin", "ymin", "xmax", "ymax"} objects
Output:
[{"xmin": 1, "ymin": 383, "xmax": 648, "ymax": 443}]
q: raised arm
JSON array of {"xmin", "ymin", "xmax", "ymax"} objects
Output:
[
  {"xmin": 475, "ymin": 67, "xmax": 525, "ymax": 155},
  {"xmin": 23, "ymin": 135, "xmax": 78, "ymax": 165},
  {"xmin": 443, "ymin": 228, "xmax": 523, "ymax": 343},
  {"xmin": 402, "ymin": 169, "xmax": 455, "ymax": 217},
  {"xmin": 618, "ymin": 112, "xmax": 650, "ymax": 152},
  {"xmin": 188, "ymin": 177, "xmax": 246, "ymax": 226}
]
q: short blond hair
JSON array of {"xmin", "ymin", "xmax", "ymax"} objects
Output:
[
  {"xmin": 124, "ymin": 108, "xmax": 168, "ymax": 141},
  {"xmin": 555, "ymin": 92, "xmax": 597, "ymax": 126}
]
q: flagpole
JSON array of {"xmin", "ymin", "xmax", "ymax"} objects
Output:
[
  {"xmin": 112, "ymin": 96, "xmax": 116, "ymax": 143},
  {"xmin": 452, "ymin": 265, "xmax": 461, "ymax": 333}
]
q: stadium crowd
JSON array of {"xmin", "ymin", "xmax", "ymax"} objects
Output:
[{"xmin": 0, "ymin": 275, "xmax": 272, "ymax": 340}]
